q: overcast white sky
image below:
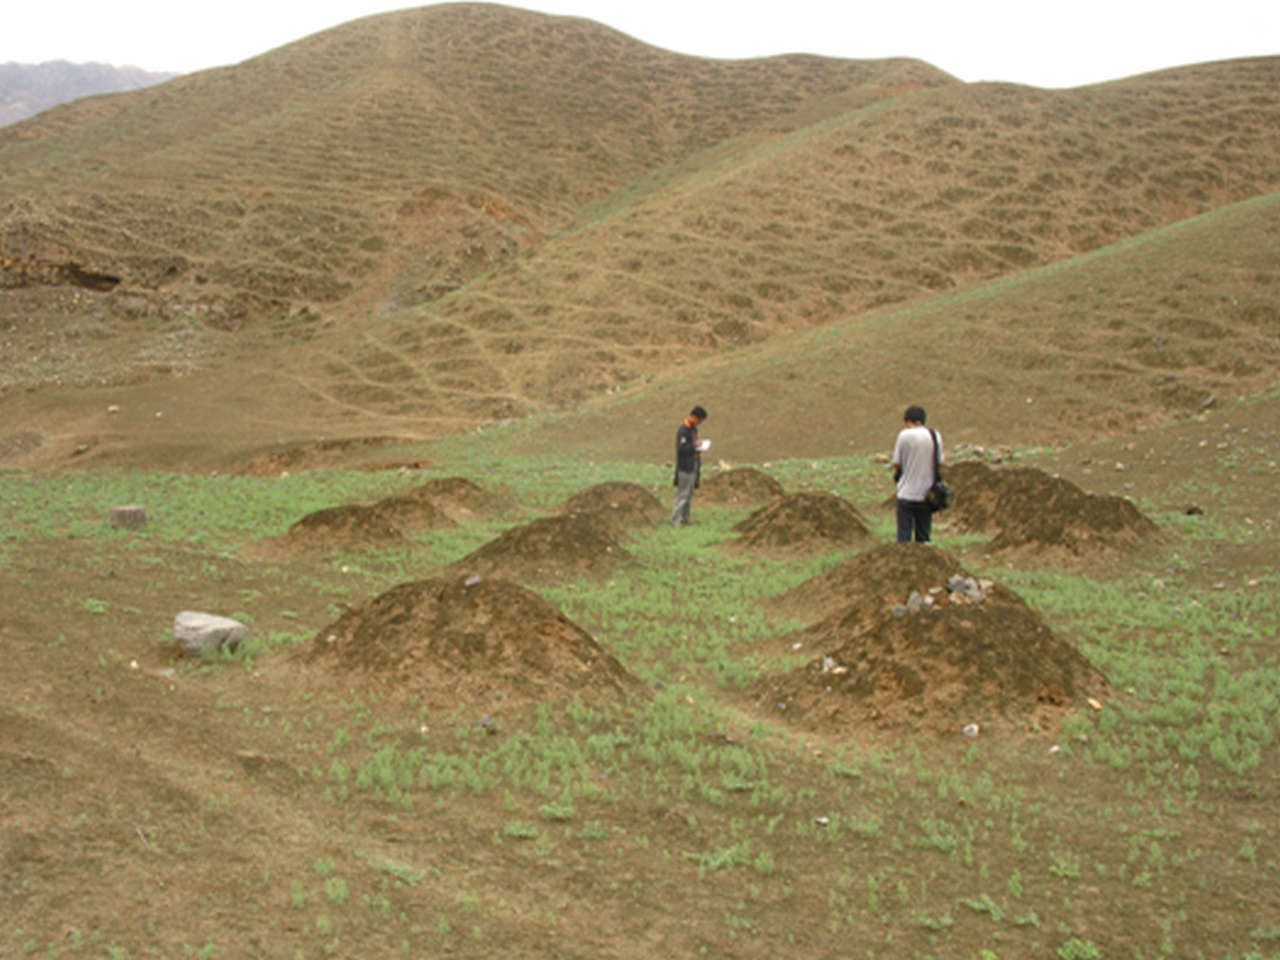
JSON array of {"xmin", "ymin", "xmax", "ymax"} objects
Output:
[{"xmin": 4, "ymin": 0, "xmax": 1278, "ymax": 89}]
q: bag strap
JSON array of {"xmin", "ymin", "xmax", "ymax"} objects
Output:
[{"xmin": 929, "ymin": 429, "xmax": 941, "ymax": 483}]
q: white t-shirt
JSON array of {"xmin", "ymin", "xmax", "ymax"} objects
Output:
[{"xmin": 893, "ymin": 425, "xmax": 941, "ymax": 501}]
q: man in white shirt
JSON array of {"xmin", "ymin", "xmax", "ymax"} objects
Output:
[{"xmin": 891, "ymin": 405, "xmax": 941, "ymax": 543}]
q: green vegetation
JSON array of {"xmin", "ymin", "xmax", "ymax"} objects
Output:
[{"xmin": 3, "ymin": 430, "xmax": 1278, "ymax": 959}]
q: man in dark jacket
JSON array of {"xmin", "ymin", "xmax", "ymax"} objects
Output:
[{"xmin": 672, "ymin": 405, "xmax": 708, "ymax": 526}]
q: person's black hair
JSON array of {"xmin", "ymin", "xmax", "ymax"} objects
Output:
[
  {"xmin": 903, "ymin": 405, "xmax": 926, "ymax": 423},
  {"xmin": 690, "ymin": 405, "xmax": 708, "ymax": 420}
]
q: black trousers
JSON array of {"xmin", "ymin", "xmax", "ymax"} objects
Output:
[{"xmin": 896, "ymin": 499, "xmax": 933, "ymax": 543}]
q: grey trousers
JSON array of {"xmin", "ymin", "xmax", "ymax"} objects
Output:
[{"xmin": 672, "ymin": 470, "xmax": 698, "ymax": 525}]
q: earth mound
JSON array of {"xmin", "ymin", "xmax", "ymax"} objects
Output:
[
  {"xmin": 262, "ymin": 503, "xmax": 412, "ymax": 555},
  {"xmin": 232, "ymin": 437, "xmax": 423, "ymax": 475},
  {"xmin": 698, "ymin": 467, "xmax": 785, "ymax": 506},
  {"xmin": 451, "ymin": 512, "xmax": 635, "ymax": 584},
  {"xmin": 754, "ymin": 548, "xmax": 1107, "ymax": 732},
  {"xmin": 946, "ymin": 463, "xmax": 1158, "ymax": 554},
  {"xmin": 767, "ymin": 542, "xmax": 970, "ymax": 624},
  {"xmin": 370, "ymin": 494, "xmax": 456, "ymax": 532},
  {"xmin": 401, "ymin": 476, "xmax": 514, "ymax": 521},
  {"xmin": 731, "ymin": 492, "xmax": 872, "ymax": 552},
  {"xmin": 302, "ymin": 575, "xmax": 638, "ymax": 705},
  {"xmin": 560, "ymin": 481, "xmax": 664, "ymax": 531}
]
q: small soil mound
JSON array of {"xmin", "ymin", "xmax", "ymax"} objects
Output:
[
  {"xmin": 753, "ymin": 549, "xmax": 1107, "ymax": 733},
  {"xmin": 264, "ymin": 503, "xmax": 412, "ymax": 554},
  {"xmin": 698, "ymin": 467, "xmax": 785, "ymax": 506},
  {"xmin": 233, "ymin": 436, "xmax": 419, "ymax": 475},
  {"xmin": 560, "ymin": 481, "xmax": 664, "ymax": 532},
  {"xmin": 948, "ymin": 463, "xmax": 1158, "ymax": 554},
  {"xmin": 732, "ymin": 492, "xmax": 872, "ymax": 552},
  {"xmin": 451, "ymin": 512, "xmax": 635, "ymax": 584},
  {"xmin": 302, "ymin": 575, "xmax": 638, "ymax": 705},
  {"xmin": 767, "ymin": 542, "xmax": 969, "ymax": 624},
  {"xmin": 370, "ymin": 494, "xmax": 456, "ymax": 531},
  {"xmin": 401, "ymin": 476, "xmax": 514, "ymax": 521}
]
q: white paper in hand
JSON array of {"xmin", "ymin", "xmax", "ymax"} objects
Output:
[{"xmin": 696, "ymin": 439, "xmax": 711, "ymax": 451}]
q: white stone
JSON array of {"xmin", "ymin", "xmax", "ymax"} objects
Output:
[{"xmin": 173, "ymin": 611, "xmax": 248, "ymax": 657}]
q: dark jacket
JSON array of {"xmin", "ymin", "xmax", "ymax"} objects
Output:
[{"xmin": 674, "ymin": 418, "xmax": 700, "ymax": 484}]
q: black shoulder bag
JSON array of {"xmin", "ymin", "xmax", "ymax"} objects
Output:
[{"xmin": 926, "ymin": 429, "xmax": 954, "ymax": 512}]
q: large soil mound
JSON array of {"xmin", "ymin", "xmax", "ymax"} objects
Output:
[
  {"xmin": 946, "ymin": 462, "xmax": 1158, "ymax": 554},
  {"xmin": 451, "ymin": 512, "xmax": 636, "ymax": 584},
  {"xmin": 559, "ymin": 481, "xmax": 663, "ymax": 532},
  {"xmin": 754, "ymin": 545, "xmax": 1107, "ymax": 732},
  {"xmin": 698, "ymin": 467, "xmax": 785, "ymax": 506},
  {"xmin": 731, "ymin": 492, "xmax": 872, "ymax": 552},
  {"xmin": 302, "ymin": 575, "xmax": 638, "ymax": 705}
]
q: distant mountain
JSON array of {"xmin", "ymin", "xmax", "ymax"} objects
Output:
[{"xmin": 0, "ymin": 60, "xmax": 178, "ymax": 126}]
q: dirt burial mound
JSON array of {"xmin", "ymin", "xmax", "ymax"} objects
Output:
[
  {"xmin": 698, "ymin": 467, "xmax": 785, "ymax": 506},
  {"xmin": 368, "ymin": 494, "xmax": 456, "ymax": 532},
  {"xmin": 755, "ymin": 548, "xmax": 1107, "ymax": 732},
  {"xmin": 732, "ymin": 492, "xmax": 872, "ymax": 552},
  {"xmin": 767, "ymin": 542, "xmax": 972, "ymax": 625},
  {"xmin": 303, "ymin": 576, "xmax": 638, "ymax": 705},
  {"xmin": 559, "ymin": 481, "xmax": 664, "ymax": 532},
  {"xmin": 260, "ymin": 503, "xmax": 411, "ymax": 556},
  {"xmin": 402, "ymin": 476, "xmax": 515, "ymax": 522},
  {"xmin": 451, "ymin": 512, "xmax": 635, "ymax": 585},
  {"xmin": 946, "ymin": 463, "xmax": 1158, "ymax": 554}
]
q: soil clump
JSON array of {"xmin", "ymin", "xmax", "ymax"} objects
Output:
[
  {"xmin": 946, "ymin": 462, "xmax": 1158, "ymax": 555},
  {"xmin": 559, "ymin": 481, "xmax": 664, "ymax": 532},
  {"xmin": 754, "ymin": 544, "xmax": 1107, "ymax": 733},
  {"xmin": 698, "ymin": 467, "xmax": 785, "ymax": 506},
  {"xmin": 301, "ymin": 575, "xmax": 638, "ymax": 706},
  {"xmin": 731, "ymin": 492, "xmax": 872, "ymax": 552},
  {"xmin": 451, "ymin": 512, "xmax": 636, "ymax": 584}
]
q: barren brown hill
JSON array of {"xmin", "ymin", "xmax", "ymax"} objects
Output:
[
  {"xmin": 0, "ymin": 3, "xmax": 1277, "ymax": 470},
  {"xmin": 0, "ymin": 3, "xmax": 950, "ymax": 336}
]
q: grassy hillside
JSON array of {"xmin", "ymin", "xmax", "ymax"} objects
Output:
[{"xmin": 1, "ymin": 6, "xmax": 1277, "ymax": 471}]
